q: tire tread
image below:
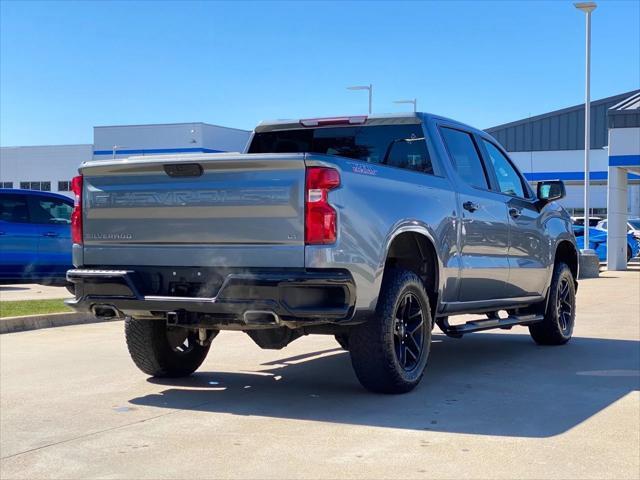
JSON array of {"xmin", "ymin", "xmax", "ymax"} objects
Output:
[
  {"xmin": 124, "ymin": 318, "xmax": 210, "ymax": 377},
  {"xmin": 349, "ymin": 268, "xmax": 431, "ymax": 394},
  {"xmin": 528, "ymin": 262, "xmax": 575, "ymax": 345}
]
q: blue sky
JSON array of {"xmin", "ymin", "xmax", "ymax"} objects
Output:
[{"xmin": 1, "ymin": 0, "xmax": 638, "ymax": 146}]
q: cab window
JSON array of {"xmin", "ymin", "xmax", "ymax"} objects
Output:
[
  {"xmin": 440, "ymin": 127, "xmax": 488, "ymax": 189},
  {"xmin": 481, "ymin": 139, "xmax": 527, "ymax": 198},
  {"xmin": 30, "ymin": 196, "xmax": 73, "ymax": 224},
  {"xmin": 0, "ymin": 195, "xmax": 30, "ymax": 223}
]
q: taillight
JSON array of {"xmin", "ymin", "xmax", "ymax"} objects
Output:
[
  {"xmin": 71, "ymin": 175, "xmax": 83, "ymax": 244},
  {"xmin": 305, "ymin": 167, "xmax": 340, "ymax": 244}
]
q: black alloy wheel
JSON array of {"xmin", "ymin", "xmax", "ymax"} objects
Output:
[{"xmin": 393, "ymin": 292, "xmax": 426, "ymax": 372}]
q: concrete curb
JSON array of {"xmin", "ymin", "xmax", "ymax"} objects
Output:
[{"xmin": 0, "ymin": 312, "xmax": 120, "ymax": 334}]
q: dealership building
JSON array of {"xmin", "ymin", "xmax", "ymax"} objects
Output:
[
  {"xmin": 0, "ymin": 122, "xmax": 251, "ymax": 198},
  {"xmin": 486, "ymin": 89, "xmax": 640, "ymax": 219}
]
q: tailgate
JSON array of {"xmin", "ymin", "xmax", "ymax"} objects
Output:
[{"xmin": 79, "ymin": 153, "xmax": 306, "ymax": 268}]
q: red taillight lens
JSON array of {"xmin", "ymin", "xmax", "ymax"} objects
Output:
[
  {"xmin": 71, "ymin": 175, "xmax": 83, "ymax": 244},
  {"xmin": 305, "ymin": 167, "xmax": 340, "ymax": 244}
]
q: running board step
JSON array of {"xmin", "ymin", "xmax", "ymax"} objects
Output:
[{"xmin": 440, "ymin": 314, "xmax": 544, "ymax": 338}]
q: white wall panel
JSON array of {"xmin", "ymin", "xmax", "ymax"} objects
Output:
[
  {"xmin": 0, "ymin": 144, "xmax": 92, "ymax": 197},
  {"xmin": 609, "ymin": 127, "xmax": 640, "ymax": 157}
]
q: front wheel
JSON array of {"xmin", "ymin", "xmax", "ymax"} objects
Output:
[
  {"xmin": 124, "ymin": 318, "xmax": 212, "ymax": 377},
  {"xmin": 349, "ymin": 268, "xmax": 432, "ymax": 394},
  {"xmin": 528, "ymin": 262, "xmax": 576, "ymax": 345}
]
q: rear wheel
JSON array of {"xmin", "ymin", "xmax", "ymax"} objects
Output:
[
  {"xmin": 349, "ymin": 268, "xmax": 432, "ymax": 394},
  {"xmin": 124, "ymin": 318, "xmax": 212, "ymax": 377},
  {"xmin": 529, "ymin": 262, "xmax": 576, "ymax": 345}
]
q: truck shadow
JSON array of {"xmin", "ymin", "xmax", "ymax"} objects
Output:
[{"xmin": 130, "ymin": 333, "xmax": 639, "ymax": 438}]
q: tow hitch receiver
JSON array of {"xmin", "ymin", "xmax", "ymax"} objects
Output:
[{"xmin": 166, "ymin": 311, "xmax": 187, "ymax": 326}]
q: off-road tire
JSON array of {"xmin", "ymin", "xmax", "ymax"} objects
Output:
[
  {"xmin": 125, "ymin": 318, "xmax": 211, "ymax": 377},
  {"xmin": 528, "ymin": 262, "xmax": 576, "ymax": 345},
  {"xmin": 349, "ymin": 268, "xmax": 432, "ymax": 394}
]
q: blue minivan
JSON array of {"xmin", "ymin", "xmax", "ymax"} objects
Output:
[{"xmin": 0, "ymin": 189, "xmax": 74, "ymax": 285}]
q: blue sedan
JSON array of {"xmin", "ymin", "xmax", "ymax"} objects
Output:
[
  {"xmin": 0, "ymin": 189, "xmax": 74, "ymax": 285},
  {"xmin": 573, "ymin": 225, "xmax": 640, "ymax": 262}
]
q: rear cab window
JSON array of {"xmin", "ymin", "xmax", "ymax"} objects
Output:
[{"xmin": 249, "ymin": 124, "xmax": 435, "ymax": 175}]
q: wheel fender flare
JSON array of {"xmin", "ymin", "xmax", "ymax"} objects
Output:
[{"xmin": 376, "ymin": 221, "xmax": 444, "ymax": 309}]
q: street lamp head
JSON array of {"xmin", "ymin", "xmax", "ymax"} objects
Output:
[
  {"xmin": 393, "ymin": 98, "xmax": 417, "ymax": 112},
  {"xmin": 347, "ymin": 84, "xmax": 373, "ymax": 114},
  {"xmin": 574, "ymin": 2, "xmax": 597, "ymax": 13}
]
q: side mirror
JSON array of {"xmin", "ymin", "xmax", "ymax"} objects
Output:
[{"xmin": 537, "ymin": 180, "xmax": 566, "ymax": 203}]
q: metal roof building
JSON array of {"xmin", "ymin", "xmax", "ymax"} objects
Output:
[
  {"xmin": 608, "ymin": 91, "xmax": 640, "ymax": 129},
  {"xmin": 486, "ymin": 89, "xmax": 640, "ymax": 152}
]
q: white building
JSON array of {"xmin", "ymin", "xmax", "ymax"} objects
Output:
[
  {"xmin": 0, "ymin": 122, "xmax": 251, "ymax": 198},
  {"xmin": 486, "ymin": 90, "xmax": 640, "ymax": 218},
  {"xmin": 606, "ymin": 92, "xmax": 640, "ymax": 269},
  {"xmin": 0, "ymin": 144, "xmax": 93, "ymax": 196}
]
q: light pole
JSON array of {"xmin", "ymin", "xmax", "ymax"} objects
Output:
[
  {"xmin": 112, "ymin": 145, "xmax": 126, "ymax": 160},
  {"xmin": 575, "ymin": 1, "xmax": 596, "ymax": 250},
  {"xmin": 347, "ymin": 84, "xmax": 372, "ymax": 114},
  {"xmin": 393, "ymin": 98, "xmax": 417, "ymax": 112}
]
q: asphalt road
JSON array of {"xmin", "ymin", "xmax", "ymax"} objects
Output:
[
  {"xmin": 0, "ymin": 284, "xmax": 71, "ymax": 302},
  {"xmin": 1, "ymin": 268, "xmax": 638, "ymax": 479}
]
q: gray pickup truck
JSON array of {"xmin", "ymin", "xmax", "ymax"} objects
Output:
[{"xmin": 66, "ymin": 113, "xmax": 579, "ymax": 393}]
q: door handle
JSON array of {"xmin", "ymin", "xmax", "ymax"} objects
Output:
[
  {"xmin": 509, "ymin": 207, "xmax": 522, "ymax": 219},
  {"xmin": 42, "ymin": 232, "xmax": 59, "ymax": 237},
  {"xmin": 463, "ymin": 201, "xmax": 479, "ymax": 212}
]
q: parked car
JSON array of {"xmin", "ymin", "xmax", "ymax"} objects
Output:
[
  {"xmin": 572, "ymin": 225, "xmax": 640, "ymax": 262},
  {"xmin": 0, "ymin": 189, "xmax": 73, "ymax": 285},
  {"xmin": 595, "ymin": 218, "xmax": 640, "ymax": 241},
  {"xmin": 571, "ymin": 216, "xmax": 603, "ymax": 227},
  {"xmin": 66, "ymin": 113, "xmax": 579, "ymax": 394}
]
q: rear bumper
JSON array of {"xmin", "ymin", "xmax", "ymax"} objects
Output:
[{"xmin": 65, "ymin": 268, "xmax": 356, "ymax": 327}]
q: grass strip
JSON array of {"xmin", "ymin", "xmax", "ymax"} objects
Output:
[{"xmin": 0, "ymin": 299, "xmax": 72, "ymax": 318}]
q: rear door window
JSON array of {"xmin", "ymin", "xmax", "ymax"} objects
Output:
[
  {"xmin": 0, "ymin": 195, "xmax": 30, "ymax": 223},
  {"xmin": 249, "ymin": 125, "xmax": 434, "ymax": 174},
  {"xmin": 439, "ymin": 127, "xmax": 488, "ymax": 189}
]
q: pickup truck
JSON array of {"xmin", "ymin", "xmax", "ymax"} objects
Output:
[{"xmin": 66, "ymin": 113, "xmax": 579, "ymax": 394}]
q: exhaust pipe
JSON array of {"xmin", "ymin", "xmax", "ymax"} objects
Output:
[
  {"xmin": 91, "ymin": 304, "xmax": 120, "ymax": 320},
  {"xmin": 243, "ymin": 310, "xmax": 279, "ymax": 325}
]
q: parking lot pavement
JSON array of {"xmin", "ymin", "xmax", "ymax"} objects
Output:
[
  {"xmin": 1, "ymin": 269, "xmax": 638, "ymax": 480},
  {"xmin": 0, "ymin": 284, "xmax": 71, "ymax": 302}
]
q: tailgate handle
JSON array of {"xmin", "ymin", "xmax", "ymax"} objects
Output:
[{"xmin": 163, "ymin": 163, "xmax": 203, "ymax": 177}]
